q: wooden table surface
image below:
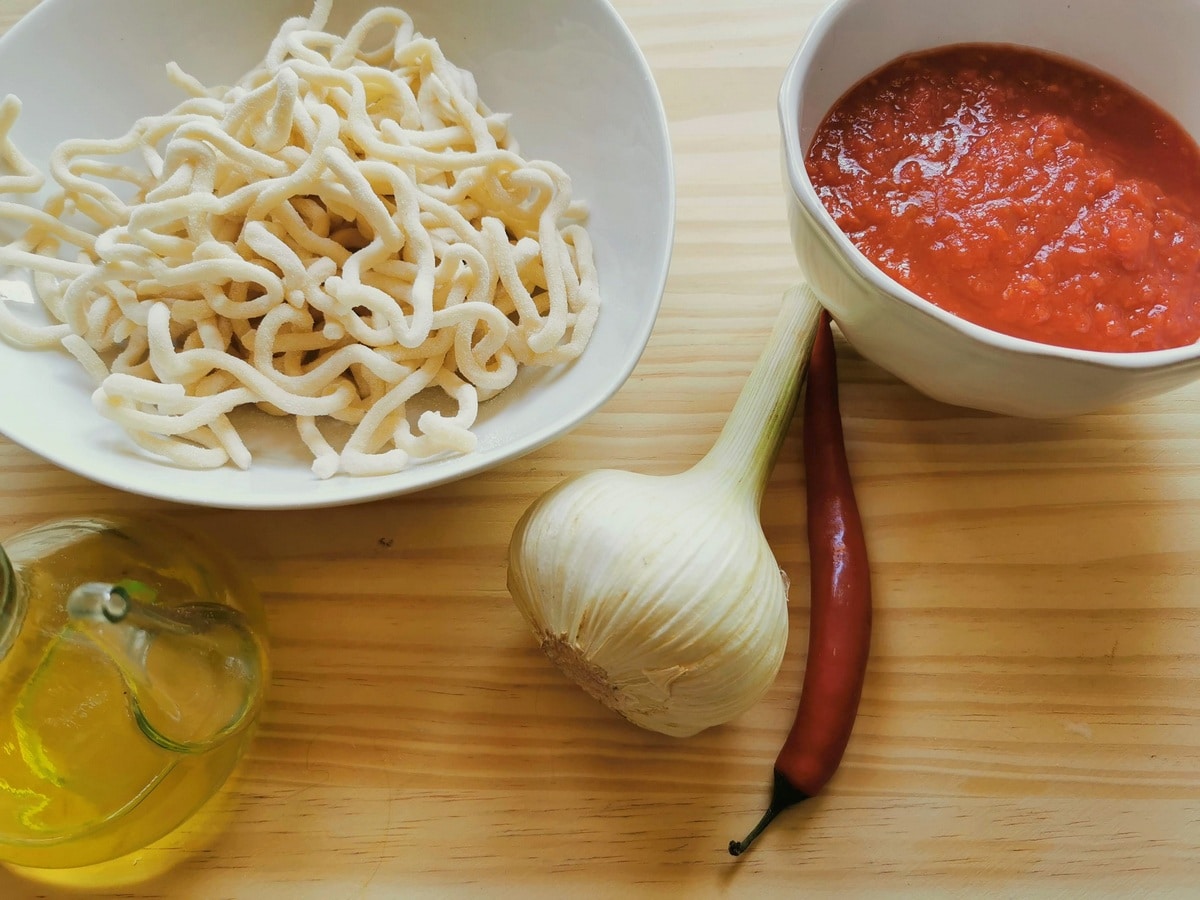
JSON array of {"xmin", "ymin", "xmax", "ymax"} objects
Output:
[{"xmin": 3, "ymin": 0, "xmax": 1200, "ymax": 897}]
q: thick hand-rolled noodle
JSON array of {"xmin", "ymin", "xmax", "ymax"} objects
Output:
[{"xmin": 0, "ymin": 1, "xmax": 599, "ymax": 478}]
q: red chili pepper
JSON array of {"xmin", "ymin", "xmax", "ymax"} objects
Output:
[{"xmin": 729, "ymin": 309, "xmax": 872, "ymax": 857}]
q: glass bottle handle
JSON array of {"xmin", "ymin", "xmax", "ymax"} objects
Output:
[{"xmin": 67, "ymin": 581, "xmax": 266, "ymax": 753}]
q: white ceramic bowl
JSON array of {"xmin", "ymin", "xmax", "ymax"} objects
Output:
[
  {"xmin": 0, "ymin": 0, "xmax": 673, "ymax": 508},
  {"xmin": 781, "ymin": 0, "xmax": 1200, "ymax": 418}
]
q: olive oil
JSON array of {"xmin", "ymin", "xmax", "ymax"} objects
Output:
[{"xmin": 0, "ymin": 518, "xmax": 266, "ymax": 870}]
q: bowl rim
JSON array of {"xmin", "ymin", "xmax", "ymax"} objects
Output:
[
  {"xmin": 0, "ymin": 0, "xmax": 677, "ymax": 510},
  {"xmin": 778, "ymin": 0, "xmax": 1200, "ymax": 373}
]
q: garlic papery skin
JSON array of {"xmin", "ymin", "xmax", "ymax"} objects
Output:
[
  {"xmin": 508, "ymin": 467, "xmax": 790, "ymax": 736},
  {"xmin": 507, "ymin": 286, "xmax": 823, "ymax": 737}
]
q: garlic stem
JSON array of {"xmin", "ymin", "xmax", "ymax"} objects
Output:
[{"xmin": 692, "ymin": 284, "xmax": 823, "ymax": 502}]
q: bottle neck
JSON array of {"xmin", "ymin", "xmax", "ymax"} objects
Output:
[{"xmin": 0, "ymin": 541, "xmax": 24, "ymax": 661}]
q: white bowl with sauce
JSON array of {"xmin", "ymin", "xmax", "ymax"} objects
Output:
[{"xmin": 780, "ymin": 0, "xmax": 1200, "ymax": 417}]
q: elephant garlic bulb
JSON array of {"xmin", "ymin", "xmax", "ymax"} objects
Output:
[{"xmin": 507, "ymin": 286, "xmax": 823, "ymax": 737}]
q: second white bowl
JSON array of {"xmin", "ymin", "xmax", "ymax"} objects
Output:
[{"xmin": 780, "ymin": 0, "xmax": 1200, "ymax": 418}]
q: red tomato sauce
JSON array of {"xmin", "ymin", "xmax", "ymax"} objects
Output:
[{"xmin": 805, "ymin": 44, "xmax": 1200, "ymax": 352}]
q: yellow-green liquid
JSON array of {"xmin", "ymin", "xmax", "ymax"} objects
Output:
[{"xmin": 0, "ymin": 519, "xmax": 263, "ymax": 869}]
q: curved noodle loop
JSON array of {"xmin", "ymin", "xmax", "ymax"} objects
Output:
[{"xmin": 0, "ymin": 2, "xmax": 599, "ymax": 477}]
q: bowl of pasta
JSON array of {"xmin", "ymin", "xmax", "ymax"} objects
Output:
[{"xmin": 0, "ymin": 0, "xmax": 674, "ymax": 508}]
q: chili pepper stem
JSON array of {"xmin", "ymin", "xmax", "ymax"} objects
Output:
[{"xmin": 727, "ymin": 770, "xmax": 809, "ymax": 857}]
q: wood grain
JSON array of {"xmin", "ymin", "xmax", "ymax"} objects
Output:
[{"xmin": 2, "ymin": 0, "xmax": 1200, "ymax": 896}]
